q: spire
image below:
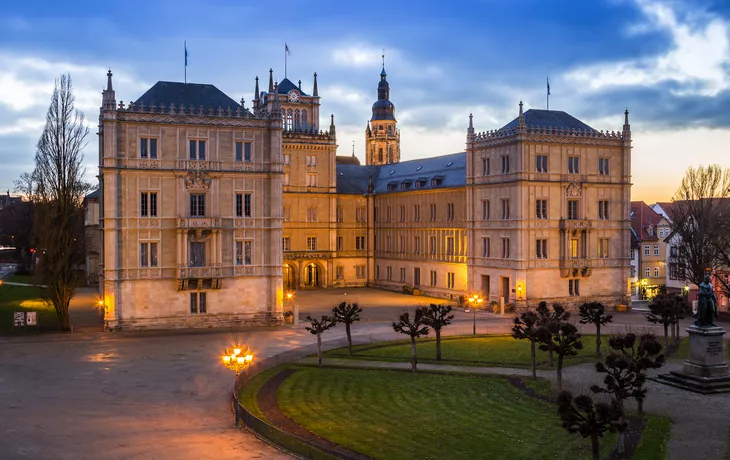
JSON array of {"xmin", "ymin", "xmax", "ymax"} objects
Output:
[
  {"xmin": 623, "ymin": 108, "xmax": 631, "ymax": 138},
  {"xmin": 254, "ymin": 76, "xmax": 260, "ymax": 102},
  {"xmin": 268, "ymin": 68, "xmax": 274, "ymax": 92},
  {"xmin": 467, "ymin": 113, "xmax": 475, "ymax": 141},
  {"xmin": 240, "ymin": 97, "xmax": 245, "ymax": 109},
  {"xmin": 298, "ymin": 79, "xmax": 302, "ymax": 91},
  {"xmin": 517, "ymin": 100, "xmax": 526, "ymax": 128},
  {"xmin": 329, "ymin": 114, "xmax": 336, "ymax": 135},
  {"xmin": 312, "ymin": 72, "xmax": 319, "ymax": 97},
  {"xmin": 468, "ymin": 113, "xmax": 473, "ymax": 130},
  {"xmin": 273, "ymin": 81, "xmax": 279, "ymax": 109},
  {"xmin": 519, "ymin": 100, "xmax": 523, "ymax": 117},
  {"xmin": 102, "ymin": 69, "xmax": 116, "ymax": 110},
  {"xmin": 352, "ymin": 141, "xmax": 356, "ymax": 157},
  {"xmin": 106, "ymin": 69, "xmax": 113, "ymax": 92},
  {"xmin": 381, "ymin": 53, "xmax": 386, "ymax": 78},
  {"xmin": 366, "ymin": 120, "xmax": 372, "ymax": 136}
]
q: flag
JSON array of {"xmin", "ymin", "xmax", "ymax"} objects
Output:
[
  {"xmin": 185, "ymin": 41, "xmax": 188, "ymax": 67},
  {"xmin": 547, "ymin": 77, "xmax": 550, "ymax": 96},
  {"xmin": 285, "ymin": 43, "xmax": 290, "ymax": 54}
]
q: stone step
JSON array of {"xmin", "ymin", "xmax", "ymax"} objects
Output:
[{"xmin": 652, "ymin": 372, "xmax": 730, "ymax": 395}]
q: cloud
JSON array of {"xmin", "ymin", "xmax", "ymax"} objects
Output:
[
  {"xmin": 0, "ymin": 118, "xmax": 45, "ymax": 136},
  {"xmin": 564, "ymin": 0, "xmax": 730, "ymax": 97}
]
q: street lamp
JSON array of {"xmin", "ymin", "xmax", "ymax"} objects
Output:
[
  {"xmin": 97, "ymin": 299, "xmax": 105, "ymax": 319},
  {"xmin": 468, "ymin": 294, "xmax": 484, "ymax": 335},
  {"xmin": 221, "ymin": 346, "xmax": 255, "ymax": 379}
]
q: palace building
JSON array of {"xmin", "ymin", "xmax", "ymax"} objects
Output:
[{"xmin": 92, "ymin": 61, "xmax": 632, "ymax": 330}]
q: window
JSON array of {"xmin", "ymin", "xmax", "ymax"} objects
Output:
[
  {"xmin": 356, "ymin": 207, "xmax": 366, "ymax": 222},
  {"xmin": 429, "ymin": 236, "xmax": 437, "ymax": 254},
  {"xmin": 598, "ymin": 200, "xmax": 609, "ymax": 220},
  {"xmin": 283, "ymin": 154, "xmax": 291, "ymax": 165},
  {"xmin": 567, "ymin": 200, "xmax": 579, "ymax": 220},
  {"xmin": 658, "ymin": 228, "xmax": 664, "ymax": 238},
  {"xmin": 669, "ymin": 263, "xmax": 678, "ymax": 280},
  {"xmin": 190, "ymin": 292, "xmax": 207, "ymax": 314},
  {"xmin": 502, "ymin": 238, "xmax": 510, "ymax": 258},
  {"xmin": 336, "ymin": 266, "xmax": 344, "ymax": 280},
  {"xmin": 654, "ymin": 267, "xmax": 660, "ymax": 277},
  {"xmin": 307, "ymin": 207, "xmax": 317, "ymax": 222},
  {"xmin": 139, "ymin": 242, "xmax": 158, "ymax": 267},
  {"xmin": 189, "ymin": 242, "xmax": 205, "ymax": 267},
  {"xmin": 235, "ymin": 241, "xmax": 252, "ymax": 265},
  {"xmin": 306, "ymin": 155, "xmax": 317, "ymax": 167},
  {"xmin": 446, "ymin": 237, "xmax": 454, "ymax": 255},
  {"xmin": 670, "ymin": 246, "xmax": 678, "ymax": 257},
  {"xmin": 400, "ymin": 268, "xmax": 406, "ymax": 283},
  {"xmin": 356, "ymin": 236, "xmax": 366, "ymax": 250},
  {"xmin": 356, "ymin": 266, "xmax": 366, "ymax": 279},
  {"xmin": 599, "ymin": 238, "xmax": 609, "ymax": 258},
  {"xmin": 140, "ymin": 192, "xmax": 158, "ymax": 217},
  {"xmin": 630, "ymin": 266, "xmax": 636, "ymax": 278},
  {"xmin": 306, "ymin": 237, "xmax": 317, "ymax": 251},
  {"xmin": 337, "ymin": 236, "xmax": 343, "ymax": 251},
  {"xmin": 536, "ymin": 199, "xmax": 547, "ymax": 219},
  {"xmin": 653, "ymin": 245, "xmax": 660, "ymax": 256},
  {"xmin": 282, "ymin": 237, "xmax": 290, "ymax": 252},
  {"xmin": 386, "ymin": 206, "xmax": 392, "ymax": 222},
  {"xmin": 414, "ymin": 205, "xmax": 420, "ymax": 222},
  {"xmin": 189, "ymin": 139, "xmax": 206, "ymax": 160},
  {"xmin": 501, "ymin": 155, "xmax": 510, "ymax": 174},
  {"xmin": 306, "ymin": 174, "xmax": 317, "ymax": 187},
  {"xmin": 235, "ymin": 193, "xmax": 252, "ymax": 217},
  {"xmin": 482, "ymin": 157, "xmax": 490, "ymax": 175},
  {"xmin": 431, "ymin": 177, "xmax": 443, "ymax": 187},
  {"xmin": 235, "ymin": 141, "xmax": 252, "ymax": 162},
  {"xmin": 645, "ymin": 267, "xmax": 651, "ymax": 277},
  {"xmin": 501, "ymin": 199, "xmax": 510, "ymax": 219},
  {"xmin": 446, "ymin": 203, "xmax": 455, "ymax": 221},
  {"xmin": 283, "ymin": 173, "xmax": 290, "ymax": 186},
  {"xmin": 569, "ymin": 279, "xmax": 580, "ymax": 296},
  {"xmin": 644, "ymin": 245, "xmax": 650, "ymax": 256},
  {"xmin": 386, "ymin": 236, "xmax": 391, "ymax": 252},
  {"xmin": 400, "ymin": 206, "xmax": 406, "ymax": 222},
  {"xmin": 140, "ymin": 138, "xmax": 157, "ymax": 159},
  {"xmin": 430, "ymin": 204, "xmax": 437, "ymax": 221},
  {"xmin": 536, "ymin": 155, "xmax": 548, "ymax": 173},
  {"xmin": 414, "ymin": 267, "xmax": 421, "ymax": 286},
  {"xmin": 447, "ymin": 272, "xmax": 455, "ymax": 289},
  {"xmin": 482, "ymin": 200, "xmax": 490, "ymax": 220},
  {"xmin": 387, "ymin": 183, "xmax": 398, "ymax": 192},
  {"xmin": 568, "ymin": 156, "xmax": 579, "ymax": 174},
  {"xmin": 387, "ymin": 266, "xmax": 393, "ymax": 281},
  {"xmin": 430, "ymin": 270, "xmax": 437, "ymax": 287},
  {"xmin": 598, "ymin": 158, "xmax": 609, "ymax": 175},
  {"xmin": 400, "ymin": 236, "xmax": 406, "ymax": 253},
  {"xmin": 570, "ymin": 239, "xmax": 579, "ymax": 258},
  {"xmin": 283, "ymin": 206, "xmax": 291, "ymax": 222},
  {"xmin": 189, "ymin": 194, "xmax": 205, "ymax": 217},
  {"xmin": 374, "ymin": 235, "xmax": 377, "ymax": 251},
  {"xmin": 336, "ymin": 206, "xmax": 343, "ymax": 223},
  {"xmin": 536, "ymin": 239, "xmax": 548, "ymax": 259},
  {"xmin": 482, "ymin": 237, "xmax": 491, "ymax": 257},
  {"xmin": 414, "ymin": 236, "xmax": 421, "ymax": 254},
  {"xmin": 376, "ymin": 265, "xmax": 380, "ymax": 279}
]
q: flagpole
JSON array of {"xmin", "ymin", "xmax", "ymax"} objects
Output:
[
  {"xmin": 285, "ymin": 44, "xmax": 287, "ymax": 79},
  {"xmin": 184, "ymin": 41, "xmax": 187, "ymax": 84},
  {"xmin": 546, "ymin": 77, "xmax": 549, "ymax": 110}
]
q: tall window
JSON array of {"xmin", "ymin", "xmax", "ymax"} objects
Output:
[
  {"xmin": 337, "ymin": 206, "xmax": 343, "ymax": 223},
  {"xmin": 139, "ymin": 242, "xmax": 158, "ymax": 267},
  {"xmin": 356, "ymin": 207, "xmax": 366, "ymax": 222},
  {"xmin": 283, "ymin": 154, "xmax": 291, "ymax": 165},
  {"xmin": 356, "ymin": 266, "xmax": 366, "ymax": 279},
  {"xmin": 235, "ymin": 241, "xmax": 253, "ymax": 265},
  {"xmin": 482, "ymin": 200, "xmax": 490, "ymax": 220},
  {"xmin": 536, "ymin": 155, "xmax": 548, "ymax": 173},
  {"xmin": 654, "ymin": 267, "xmax": 660, "ymax": 277},
  {"xmin": 140, "ymin": 192, "xmax": 158, "ymax": 217},
  {"xmin": 536, "ymin": 239, "xmax": 548, "ymax": 259},
  {"xmin": 386, "ymin": 236, "xmax": 391, "ymax": 252},
  {"xmin": 598, "ymin": 200, "xmax": 609, "ymax": 220},
  {"xmin": 500, "ymin": 155, "xmax": 510, "ymax": 174},
  {"xmin": 189, "ymin": 242, "xmax": 205, "ymax": 267},
  {"xmin": 337, "ymin": 236, "xmax": 344, "ymax": 251},
  {"xmin": 599, "ymin": 238, "xmax": 609, "ymax": 258},
  {"xmin": 140, "ymin": 138, "xmax": 157, "ymax": 159},
  {"xmin": 189, "ymin": 194, "xmax": 205, "ymax": 217},
  {"xmin": 400, "ymin": 268, "xmax": 406, "ymax": 283},
  {"xmin": 414, "ymin": 205, "xmax": 420, "ymax": 222},
  {"xmin": 446, "ymin": 237, "xmax": 454, "ymax": 255},
  {"xmin": 568, "ymin": 156, "xmax": 580, "ymax": 174},
  {"xmin": 283, "ymin": 206, "xmax": 291, "ymax": 222},
  {"xmin": 356, "ymin": 236, "xmax": 366, "ymax": 250},
  {"xmin": 570, "ymin": 239, "xmax": 579, "ymax": 258},
  {"xmin": 387, "ymin": 266, "xmax": 393, "ymax": 281},
  {"xmin": 414, "ymin": 267, "xmax": 421, "ymax": 286},
  {"xmin": 306, "ymin": 237, "xmax": 317, "ymax": 251},
  {"xmin": 306, "ymin": 155, "xmax": 317, "ymax": 166},
  {"xmin": 645, "ymin": 267, "xmax": 651, "ymax": 277},
  {"xmin": 447, "ymin": 272, "xmax": 455, "ymax": 289},
  {"xmin": 190, "ymin": 292, "xmax": 207, "ymax": 314},
  {"xmin": 569, "ymin": 279, "xmax": 580, "ymax": 296},
  {"xmin": 386, "ymin": 206, "xmax": 392, "ymax": 222},
  {"xmin": 567, "ymin": 200, "xmax": 579, "ymax": 220},
  {"xmin": 536, "ymin": 199, "xmax": 547, "ymax": 219},
  {"xmin": 235, "ymin": 141, "xmax": 252, "ymax": 162},
  {"xmin": 430, "ymin": 204, "xmax": 437, "ymax": 221},
  {"xmin": 446, "ymin": 203, "xmax": 455, "ymax": 221},
  {"xmin": 306, "ymin": 174, "xmax": 317, "ymax": 187},
  {"xmin": 482, "ymin": 157, "xmax": 490, "ymax": 175},
  {"xmin": 400, "ymin": 236, "xmax": 406, "ymax": 252},
  {"xmin": 644, "ymin": 245, "xmax": 650, "ymax": 256},
  {"xmin": 414, "ymin": 236, "xmax": 420, "ymax": 254},
  {"xmin": 429, "ymin": 236, "xmax": 436, "ymax": 254},
  {"xmin": 502, "ymin": 238, "xmax": 510, "ymax": 258},
  {"xmin": 307, "ymin": 207, "xmax": 317, "ymax": 222},
  {"xmin": 336, "ymin": 266, "xmax": 344, "ymax": 280},
  {"xmin": 189, "ymin": 139, "xmax": 206, "ymax": 160},
  {"xmin": 482, "ymin": 237, "xmax": 491, "ymax": 257},
  {"xmin": 501, "ymin": 199, "xmax": 510, "ymax": 219},
  {"xmin": 283, "ymin": 173, "xmax": 290, "ymax": 186},
  {"xmin": 282, "ymin": 237, "xmax": 290, "ymax": 251},
  {"xmin": 598, "ymin": 158, "xmax": 609, "ymax": 175},
  {"xmin": 430, "ymin": 270, "xmax": 437, "ymax": 287},
  {"xmin": 654, "ymin": 245, "xmax": 660, "ymax": 256}
]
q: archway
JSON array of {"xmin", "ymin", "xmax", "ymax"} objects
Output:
[
  {"xmin": 304, "ymin": 263, "xmax": 322, "ymax": 288},
  {"xmin": 283, "ymin": 264, "xmax": 296, "ymax": 291}
]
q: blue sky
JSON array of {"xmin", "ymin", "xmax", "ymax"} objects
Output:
[{"xmin": 1, "ymin": 0, "xmax": 729, "ymax": 202}]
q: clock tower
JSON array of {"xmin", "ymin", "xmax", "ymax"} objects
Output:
[{"xmin": 366, "ymin": 61, "xmax": 400, "ymax": 166}]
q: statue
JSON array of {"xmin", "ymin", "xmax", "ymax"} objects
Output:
[{"xmin": 694, "ymin": 275, "xmax": 718, "ymax": 327}]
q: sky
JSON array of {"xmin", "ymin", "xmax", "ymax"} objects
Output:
[{"xmin": 0, "ymin": 0, "xmax": 729, "ymax": 203}]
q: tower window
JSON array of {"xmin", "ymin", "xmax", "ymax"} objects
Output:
[{"xmin": 378, "ymin": 148, "xmax": 383, "ymax": 162}]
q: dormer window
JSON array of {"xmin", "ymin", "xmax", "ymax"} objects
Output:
[
  {"xmin": 387, "ymin": 182, "xmax": 398, "ymax": 191},
  {"xmin": 431, "ymin": 176, "xmax": 444, "ymax": 187},
  {"xmin": 647, "ymin": 225, "xmax": 654, "ymax": 236},
  {"xmin": 415, "ymin": 178, "xmax": 427, "ymax": 188},
  {"xmin": 401, "ymin": 181, "xmax": 412, "ymax": 190}
]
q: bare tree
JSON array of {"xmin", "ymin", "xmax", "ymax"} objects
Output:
[
  {"xmin": 25, "ymin": 74, "xmax": 90, "ymax": 330},
  {"xmin": 305, "ymin": 315, "xmax": 337, "ymax": 366},
  {"xmin": 422, "ymin": 303, "xmax": 454, "ymax": 361},
  {"xmin": 669, "ymin": 165, "xmax": 730, "ymax": 295},
  {"xmin": 392, "ymin": 309, "xmax": 430, "ymax": 372},
  {"xmin": 512, "ymin": 310, "xmax": 540, "ymax": 379},
  {"xmin": 332, "ymin": 301, "xmax": 363, "ymax": 356},
  {"xmin": 537, "ymin": 303, "xmax": 583, "ymax": 392},
  {"xmin": 579, "ymin": 302, "xmax": 613, "ymax": 358},
  {"xmin": 558, "ymin": 391, "xmax": 625, "ymax": 460}
]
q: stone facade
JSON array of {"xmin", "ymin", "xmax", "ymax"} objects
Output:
[{"xmin": 83, "ymin": 190, "xmax": 100, "ymax": 286}]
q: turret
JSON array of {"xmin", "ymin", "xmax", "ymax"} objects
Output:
[
  {"xmin": 102, "ymin": 69, "xmax": 116, "ymax": 110},
  {"xmin": 623, "ymin": 109, "xmax": 631, "ymax": 138},
  {"xmin": 329, "ymin": 114, "xmax": 336, "ymax": 136},
  {"xmin": 517, "ymin": 100, "xmax": 525, "ymax": 128},
  {"xmin": 467, "ymin": 113, "xmax": 475, "ymax": 140},
  {"xmin": 312, "ymin": 72, "xmax": 319, "ymax": 97},
  {"xmin": 268, "ymin": 68, "xmax": 274, "ymax": 92},
  {"xmin": 253, "ymin": 76, "xmax": 260, "ymax": 109}
]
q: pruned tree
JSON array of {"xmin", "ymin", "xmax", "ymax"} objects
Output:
[
  {"xmin": 512, "ymin": 310, "xmax": 541, "ymax": 379},
  {"xmin": 332, "ymin": 301, "xmax": 363, "ymax": 356},
  {"xmin": 579, "ymin": 302, "xmax": 613, "ymax": 358},
  {"xmin": 305, "ymin": 315, "xmax": 338, "ymax": 366},
  {"xmin": 537, "ymin": 303, "xmax": 583, "ymax": 392},
  {"xmin": 646, "ymin": 293, "xmax": 686, "ymax": 353},
  {"xmin": 392, "ymin": 309, "xmax": 430, "ymax": 372},
  {"xmin": 22, "ymin": 74, "xmax": 90, "ymax": 330},
  {"xmin": 422, "ymin": 303, "xmax": 454, "ymax": 361},
  {"xmin": 558, "ymin": 391, "xmax": 626, "ymax": 460},
  {"xmin": 669, "ymin": 165, "xmax": 730, "ymax": 297},
  {"xmin": 591, "ymin": 333, "xmax": 665, "ymax": 454},
  {"xmin": 536, "ymin": 301, "xmax": 557, "ymax": 366}
]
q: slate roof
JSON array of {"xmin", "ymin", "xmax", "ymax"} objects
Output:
[
  {"xmin": 336, "ymin": 152, "xmax": 466, "ymax": 195},
  {"xmin": 85, "ymin": 189, "xmax": 100, "ymax": 200},
  {"xmin": 336, "ymin": 155, "xmax": 361, "ymax": 165},
  {"xmin": 277, "ymin": 78, "xmax": 308, "ymax": 96},
  {"xmin": 630, "ymin": 201, "xmax": 663, "ymax": 241},
  {"xmin": 500, "ymin": 109, "xmax": 596, "ymax": 132},
  {"xmin": 134, "ymin": 81, "xmax": 241, "ymax": 110}
]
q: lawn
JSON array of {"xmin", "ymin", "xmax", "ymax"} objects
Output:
[
  {"xmin": 324, "ymin": 335, "xmax": 607, "ymax": 369},
  {"xmin": 633, "ymin": 414, "xmax": 672, "ymax": 460},
  {"xmin": 0, "ymin": 283, "xmax": 58, "ymax": 333},
  {"xmin": 277, "ymin": 367, "xmax": 619, "ymax": 460}
]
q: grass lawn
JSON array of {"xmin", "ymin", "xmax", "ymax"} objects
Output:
[
  {"xmin": 277, "ymin": 367, "xmax": 619, "ymax": 460},
  {"xmin": 633, "ymin": 414, "xmax": 672, "ymax": 460},
  {"xmin": 238, "ymin": 366, "xmax": 284, "ymax": 420},
  {"xmin": 6, "ymin": 274, "xmax": 37, "ymax": 284},
  {"xmin": 325, "ymin": 335, "xmax": 608, "ymax": 369},
  {"xmin": 0, "ymin": 283, "xmax": 58, "ymax": 333}
]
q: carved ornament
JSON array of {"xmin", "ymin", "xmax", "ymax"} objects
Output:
[
  {"xmin": 566, "ymin": 182, "xmax": 581, "ymax": 197},
  {"xmin": 185, "ymin": 170, "xmax": 211, "ymax": 190}
]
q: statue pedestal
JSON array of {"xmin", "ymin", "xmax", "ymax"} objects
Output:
[{"xmin": 655, "ymin": 326, "xmax": 730, "ymax": 394}]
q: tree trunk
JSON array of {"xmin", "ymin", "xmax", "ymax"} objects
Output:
[
  {"xmin": 317, "ymin": 333, "xmax": 322, "ymax": 366},
  {"xmin": 548, "ymin": 349, "xmax": 554, "ymax": 367},
  {"xmin": 557, "ymin": 354, "xmax": 564, "ymax": 392},
  {"xmin": 617, "ymin": 401, "xmax": 626, "ymax": 454},
  {"xmin": 591, "ymin": 429, "xmax": 600, "ymax": 460},
  {"xmin": 663, "ymin": 323, "xmax": 669, "ymax": 352},
  {"xmin": 346, "ymin": 322, "xmax": 352, "ymax": 356},
  {"xmin": 530, "ymin": 340, "xmax": 536, "ymax": 379},
  {"xmin": 638, "ymin": 397, "xmax": 644, "ymax": 415},
  {"xmin": 411, "ymin": 336, "xmax": 417, "ymax": 372},
  {"xmin": 436, "ymin": 328, "xmax": 442, "ymax": 361},
  {"xmin": 595, "ymin": 324, "xmax": 602, "ymax": 358},
  {"xmin": 55, "ymin": 302, "xmax": 70, "ymax": 331}
]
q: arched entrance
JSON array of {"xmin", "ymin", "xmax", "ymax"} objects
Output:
[
  {"xmin": 283, "ymin": 264, "xmax": 296, "ymax": 291},
  {"xmin": 304, "ymin": 263, "xmax": 322, "ymax": 288}
]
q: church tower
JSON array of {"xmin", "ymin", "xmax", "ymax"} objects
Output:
[{"xmin": 366, "ymin": 59, "xmax": 400, "ymax": 165}]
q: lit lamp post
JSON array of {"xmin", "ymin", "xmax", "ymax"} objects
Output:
[
  {"xmin": 221, "ymin": 347, "xmax": 254, "ymax": 379},
  {"xmin": 285, "ymin": 291, "xmax": 298, "ymax": 325},
  {"xmin": 468, "ymin": 294, "xmax": 484, "ymax": 335},
  {"xmin": 97, "ymin": 300, "xmax": 105, "ymax": 319}
]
